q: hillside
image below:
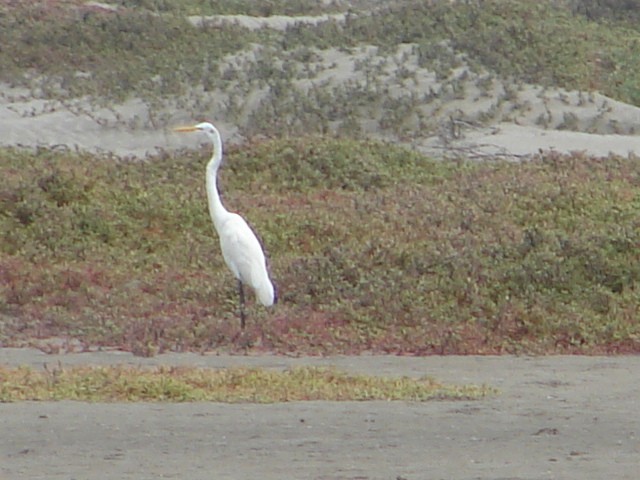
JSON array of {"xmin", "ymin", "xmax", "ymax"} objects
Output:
[{"xmin": 1, "ymin": 0, "xmax": 640, "ymax": 355}]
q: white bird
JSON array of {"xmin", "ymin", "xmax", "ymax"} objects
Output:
[{"xmin": 174, "ymin": 122, "xmax": 276, "ymax": 329}]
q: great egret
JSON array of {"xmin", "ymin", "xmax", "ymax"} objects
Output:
[{"xmin": 174, "ymin": 122, "xmax": 275, "ymax": 329}]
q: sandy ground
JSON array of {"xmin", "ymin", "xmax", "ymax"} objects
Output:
[
  {"xmin": 3, "ymin": 26, "xmax": 640, "ymax": 160},
  {"xmin": 1, "ymin": 349, "xmax": 639, "ymax": 480}
]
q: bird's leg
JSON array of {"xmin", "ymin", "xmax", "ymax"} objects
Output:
[{"xmin": 238, "ymin": 280, "xmax": 246, "ymax": 330}]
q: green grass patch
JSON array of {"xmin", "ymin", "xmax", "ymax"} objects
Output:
[
  {"xmin": 97, "ymin": 0, "xmax": 342, "ymax": 16},
  {"xmin": 0, "ymin": 2, "xmax": 262, "ymax": 102},
  {"xmin": 0, "ymin": 365, "xmax": 493, "ymax": 402}
]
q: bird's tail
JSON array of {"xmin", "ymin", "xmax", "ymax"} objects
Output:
[{"xmin": 256, "ymin": 278, "xmax": 276, "ymax": 307}]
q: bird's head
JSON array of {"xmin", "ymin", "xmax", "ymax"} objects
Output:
[
  {"xmin": 174, "ymin": 121, "xmax": 218, "ymax": 137},
  {"xmin": 174, "ymin": 121, "xmax": 223, "ymax": 162}
]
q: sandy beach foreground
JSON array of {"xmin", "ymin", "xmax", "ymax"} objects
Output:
[{"xmin": 1, "ymin": 350, "xmax": 638, "ymax": 480}]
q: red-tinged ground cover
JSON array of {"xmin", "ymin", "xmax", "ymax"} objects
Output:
[{"xmin": 2, "ymin": 141, "xmax": 640, "ymax": 356}]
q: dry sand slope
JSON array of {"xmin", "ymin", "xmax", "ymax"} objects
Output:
[
  {"xmin": 2, "ymin": 12, "xmax": 640, "ymax": 159},
  {"xmin": 1, "ymin": 349, "xmax": 639, "ymax": 480},
  {"xmin": 4, "ymin": 83, "xmax": 640, "ymax": 160},
  {"xmin": 3, "ymin": 80, "xmax": 640, "ymax": 160}
]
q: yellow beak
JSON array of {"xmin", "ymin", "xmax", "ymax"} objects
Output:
[{"xmin": 173, "ymin": 125, "xmax": 199, "ymax": 133}]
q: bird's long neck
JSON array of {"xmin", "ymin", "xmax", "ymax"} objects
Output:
[{"xmin": 205, "ymin": 129, "xmax": 230, "ymax": 231}]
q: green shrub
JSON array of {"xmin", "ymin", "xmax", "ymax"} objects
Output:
[{"xmin": 2, "ymin": 143, "xmax": 639, "ymax": 354}]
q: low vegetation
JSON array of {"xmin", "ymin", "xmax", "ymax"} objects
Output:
[
  {"xmin": 1, "ymin": 140, "xmax": 639, "ymax": 355},
  {"xmin": 1, "ymin": 1, "xmax": 640, "ymax": 358},
  {"xmin": 0, "ymin": 365, "xmax": 494, "ymax": 402}
]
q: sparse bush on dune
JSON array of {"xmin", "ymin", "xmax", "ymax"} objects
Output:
[
  {"xmin": 298, "ymin": 0, "xmax": 640, "ymax": 105},
  {"xmin": 2, "ymin": 142, "xmax": 639, "ymax": 355},
  {"xmin": 1, "ymin": 0, "xmax": 640, "ymax": 110},
  {"xmin": 0, "ymin": 3, "xmax": 257, "ymax": 102},
  {"xmin": 570, "ymin": 0, "xmax": 640, "ymax": 24}
]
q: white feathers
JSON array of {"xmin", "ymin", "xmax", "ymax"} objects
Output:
[
  {"xmin": 175, "ymin": 122, "xmax": 275, "ymax": 326},
  {"xmin": 217, "ymin": 212, "xmax": 275, "ymax": 307}
]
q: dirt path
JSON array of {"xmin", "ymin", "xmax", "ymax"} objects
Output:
[{"xmin": 1, "ymin": 350, "xmax": 638, "ymax": 479}]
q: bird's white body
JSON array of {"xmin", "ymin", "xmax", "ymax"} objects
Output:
[
  {"xmin": 176, "ymin": 121, "xmax": 275, "ymax": 325},
  {"xmin": 213, "ymin": 207, "xmax": 275, "ymax": 307}
]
